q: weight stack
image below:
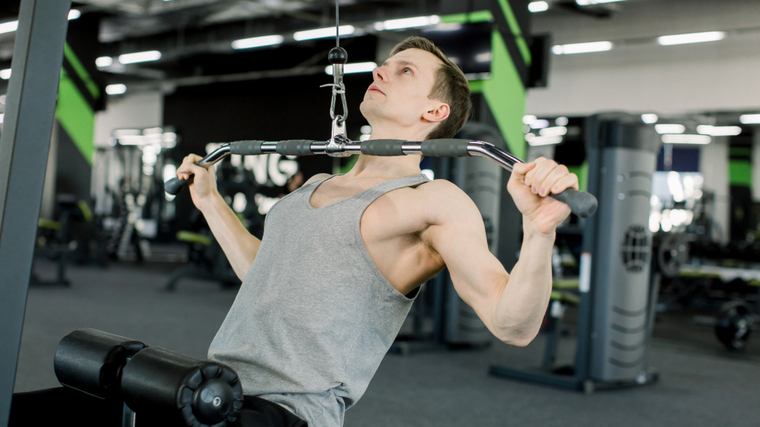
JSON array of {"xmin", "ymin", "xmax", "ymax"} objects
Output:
[{"xmin": 581, "ymin": 114, "xmax": 659, "ymax": 383}]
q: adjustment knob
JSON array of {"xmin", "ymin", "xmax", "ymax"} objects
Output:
[{"xmin": 328, "ymin": 47, "xmax": 348, "ymax": 65}]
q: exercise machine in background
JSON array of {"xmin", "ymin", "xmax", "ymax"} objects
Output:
[{"xmin": 490, "ymin": 113, "xmax": 661, "ymax": 392}]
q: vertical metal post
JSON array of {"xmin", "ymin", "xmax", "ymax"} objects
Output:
[{"xmin": 0, "ymin": 1, "xmax": 72, "ymax": 425}]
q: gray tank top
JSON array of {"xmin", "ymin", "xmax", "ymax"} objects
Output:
[{"xmin": 208, "ymin": 173, "xmax": 430, "ymax": 427}]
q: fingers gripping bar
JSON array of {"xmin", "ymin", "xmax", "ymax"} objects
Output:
[{"xmin": 165, "ymin": 138, "xmax": 598, "ymax": 218}]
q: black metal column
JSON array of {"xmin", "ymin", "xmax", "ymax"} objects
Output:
[{"xmin": 0, "ymin": 1, "xmax": 71, "ymax": 425}]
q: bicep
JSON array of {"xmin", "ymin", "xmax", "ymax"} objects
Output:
[{"xmin": 426, "ymin": 188, "xmax": 508, "ymax": 333}]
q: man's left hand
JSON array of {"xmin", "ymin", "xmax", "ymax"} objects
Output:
[{"xmin": 507, "ymin": 157, "xmax": 579, "ymax": 235}]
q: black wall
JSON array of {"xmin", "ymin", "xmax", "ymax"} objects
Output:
[{"xmin": 163, "ymin": 37, "xmax": 379, "ymax": 229}]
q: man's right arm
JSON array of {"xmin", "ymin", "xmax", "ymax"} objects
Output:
[{"xmin": 177, "ymin": 154, "xmax": 261, "ymax": 280}]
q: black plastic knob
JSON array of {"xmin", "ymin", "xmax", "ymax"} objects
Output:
[{"xmin": 328, "ymin": 47, "xmax": 347, "ymax": 64}]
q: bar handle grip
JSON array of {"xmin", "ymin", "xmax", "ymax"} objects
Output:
[
  {"xmin": 551, "ymin": 188, "xmax": 598, "ymax": 219},
  {"xmin": 229, "ymin": 140, "xmax": 316, "ymax": 156},
  {"xmin": 420, "ymin": 139, "xmax": 470, "ymax": 157},
  {"xmin": 165, "ymin": 176, "xmax": 192, "ymax": 196}
]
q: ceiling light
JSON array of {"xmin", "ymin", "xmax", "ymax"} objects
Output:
[
  {"xmin": 655, "ymin": 124, "xmax": 685, "ymax": 134},
  {"xmin": 232, "ymin": 35, "xmax": 284, "ymax": 50},
  {"xmin": 106, "ymin": 84, "xmax": 127, "ymax": 95},
  {"xmin": 661, "ymin": 134, "xmax": 711, "ymax": 145},
  {"xmin": 118, "ymin": 50, "xmax": 162, "ymax": 64},
  {"xmin": 657, "ymin": 31, "xmax": 725, "ymax": 46},
  {"xmin": 696, "ymin": 125, "xmax": 742, "ymax": 136},
  {"xmin": 555, "ymin": 117, "xmax": 569, "ymax": 126},
  {"xmin": 0, "ymin": 69, "xmax": 11, "ymax": 80},
  {"xmin": 526, "ymin": 134, "xmax": 563, "ymax": 146},
  {"xmin": 294, "ymin": 25, "xmax": 355, "ymax": 41},
  {"xmin": 576, "ymin": 0, "xmax": 625, "ymax": 5},
  {"xmin": 552, "ymin": 41, "xmax": 613, "ymax": 55},
  {"xmin": 529, "ymin": 119, "xmax": 550, "ymax": 129},
  {"xmin": 523, "ymin": 115, "xmax": 537, "ymax": 125},
  {"xmin": 0, "ymin": 114, "xmax": 4, "ymax": 124},
  {"xmin": 425, "ymin": 23, "xmax": 462, "ymax": 32},
  {"xmin": 0, "ymin": 21, "xmax": 18, "ymax": 35},
  {"xmin": 325, "ymin": 62, "xmax": 377, "ymax": 75},
  {"xmin": 96, "ymin": 57, "xmax": 114, "ymax": 67},
  {"xmin": 739, "ymin": 114, "xmax": 760, "ymax": 124},
  {"xmin": 529, "ymin": 2, "xmax": 549, "ymax": 12},
  {"xmin": 539, "ymin": 126, "xmax": 568, "ymax": 137},
  {"xmin": 0, "ymin": 11, "xmax": 80, "ymax": 36},
  {"xmin": 374, "ymin": 16, "xmax": 440, "ymax": 31},
  {"xmin": 641, "ymin": 114, "xmax": 658, "ymax": 124}
]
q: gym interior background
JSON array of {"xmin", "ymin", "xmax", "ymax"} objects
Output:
[{"xmin": 2, "ymin": 0, "xmax": 760, "ymax": 426}]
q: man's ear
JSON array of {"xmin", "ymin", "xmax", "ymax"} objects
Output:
[{"xmin": 422, "ymin": 103, "xmax": 450, "ymax": 123}]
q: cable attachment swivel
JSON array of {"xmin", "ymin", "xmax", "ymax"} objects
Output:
[{"xmin": 321, "ymin": 46, "xmax": 350, "ymax": 157}]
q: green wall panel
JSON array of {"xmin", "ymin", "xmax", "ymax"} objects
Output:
[{"xmin": 55, "ymin": 70, "xmax": 95, "ymax": 164}]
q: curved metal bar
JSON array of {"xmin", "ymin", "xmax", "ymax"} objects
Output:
[
  {"xmin": 194, "ymin": 140, "xmax": 524, "ymax": 173},
  {"xmin": 196, "ymin": 143, "xmax": 232, "ymax": 168},
  {"xmin": 167, "ymin": 138, "xmax": 598, "ymax": 219},
  {"xmin": 465, "ymin": 140, "xmax": 524, "ymax": 172}
]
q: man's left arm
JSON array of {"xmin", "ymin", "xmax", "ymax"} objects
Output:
[{"xmin": 426, "ymin": 158, "xmax": 578, "ymax": 347}]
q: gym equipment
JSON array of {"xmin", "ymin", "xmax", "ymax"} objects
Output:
[
  {"xmin": 490, "ymin": 113, "xmax": 660, "ymax": 392},
  {"xmin": 54, "ymin": 328, "xmax": 244, "ymax": 427},
  {"xmin": 0, "ymin": 1, "xmax": 73, "ymax": 423},
  {"xmin": 165, "ymin": 139, "xmax": 597, "ymax": 218},
  {"xmin": 656, "ymin": 233, "xmax": 691, "ymax": 278},
  {"xmin": 91, "ymin": 129, "xmax": 178, "ymax": 262},
  {"xmin": 165, "ymin": 228, "xmax": 240, "ymax": 291},
  {"xmin": 714, "ymin": 300, "xmax": 755, "ymax": 351},
  {"xmin": 390, "ymin": 123, "xmax": 508, "ymax": 354}
]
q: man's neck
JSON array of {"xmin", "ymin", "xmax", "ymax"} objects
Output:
[
  {"xmin": 367, "ymin": 123, "xmax": 430, "ymax": 142},
  {"xmin": 342, "ymin": 123, "xmax": 429, "ymax": 180}
]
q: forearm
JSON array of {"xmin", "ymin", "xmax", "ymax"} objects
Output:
[
  {"xmin": 494, "ymin": 224, "xmax": 555, "ymax": 346},
  {"xmin": 199, "ymin": 192, "xmax": 261, "ymax": 280}
]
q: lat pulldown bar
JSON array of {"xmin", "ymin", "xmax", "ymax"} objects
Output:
[{"xmin": 165, "ymin": 138, "xmax": 598, "ymax": 218}]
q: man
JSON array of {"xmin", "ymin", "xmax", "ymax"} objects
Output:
[{"xmin": 176, "ymin": 36, "xmax": 578, "ymax": 427}]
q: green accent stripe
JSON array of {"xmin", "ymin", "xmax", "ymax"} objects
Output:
[
  {"xmin": 497, "ymin": 0, "xmax": 532, "ymax": 66},
  {"xmin": 567, "ymin": 162, "xmax": 589, "ymax": 192},
  {"xmin": 55, "ymin": 70, "xmax": 95, "ymax": 164},
  {"xmin": 729, "ymin": 147, "xmax": 752, "ymax": 158},
  {"xmin": 440, "ymin": 10, "xmax": 493, "ymax": 24},
  {"xmin": 729, "ymin": 160, "xmax": 752, "ymax": 187},
  {"xmin": 478, "ymin": 31, "xmax": 526, "ymax": 160},
  {"xmin": 64, "ymin": 43, "xmax": 100, "ymax": 100},
  {"xmin": 442, "ymin": 12, "xmax": 527, "ymax": 159}
]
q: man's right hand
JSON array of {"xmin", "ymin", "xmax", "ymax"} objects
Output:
[{"xmin": 176, "ymin": 154, "xmax": 218, "ymax": 211}]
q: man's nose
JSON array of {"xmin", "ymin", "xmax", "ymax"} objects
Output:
[{"xmin": 373, "ymin": 66, "xmax": 387, "ymax": 82}]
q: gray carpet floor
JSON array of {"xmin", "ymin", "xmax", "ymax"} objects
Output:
[{"xmin": 12, "ymin": 258, "xmax": 760, "ymax": 426}]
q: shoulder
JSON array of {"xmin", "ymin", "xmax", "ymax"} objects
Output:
[
  {"xmin": 303, "ymin": 173, "xmax": 332, "ymax": 185},
  {"xmin": 416, "ymin": 179, "xmax": 482, "ymax": 225}
]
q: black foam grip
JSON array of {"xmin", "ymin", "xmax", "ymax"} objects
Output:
[
  {"xmin": 54, "ymin": 328, "xmax": 145, "ymax": 399},
  {"xmin": 229, "ymin": 140, "xmax": 266, "ymax": 155},
  {"xmin": 360, "ymin": 139, "xmax": 406, "ymax": 156},
  {"xmin": 121, "ymin": 347, "xmax": 244, "ymax": 427},
  {"xmin": 551, "ymin": 188, "xmax": 598, "ymax": 219},
  {"xmin": 276, "ymin": 140, "xmax": 316, "ymax": 156},
  {"xmin": 420, "ymin": 139, "xmax": 470, "ymax": 157},
  {"xmin": 165, "ymin": 176, "xmax": 191, "ymax": 196}
]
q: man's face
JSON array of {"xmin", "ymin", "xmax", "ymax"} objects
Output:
[{"xmin": 360, "ymin": 48, "xmax": 446, "ymax": 131}]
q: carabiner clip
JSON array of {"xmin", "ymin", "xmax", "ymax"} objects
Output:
[{"xmin": 326, "ymin": 116, "xmax": 350, "ymax": 158}]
